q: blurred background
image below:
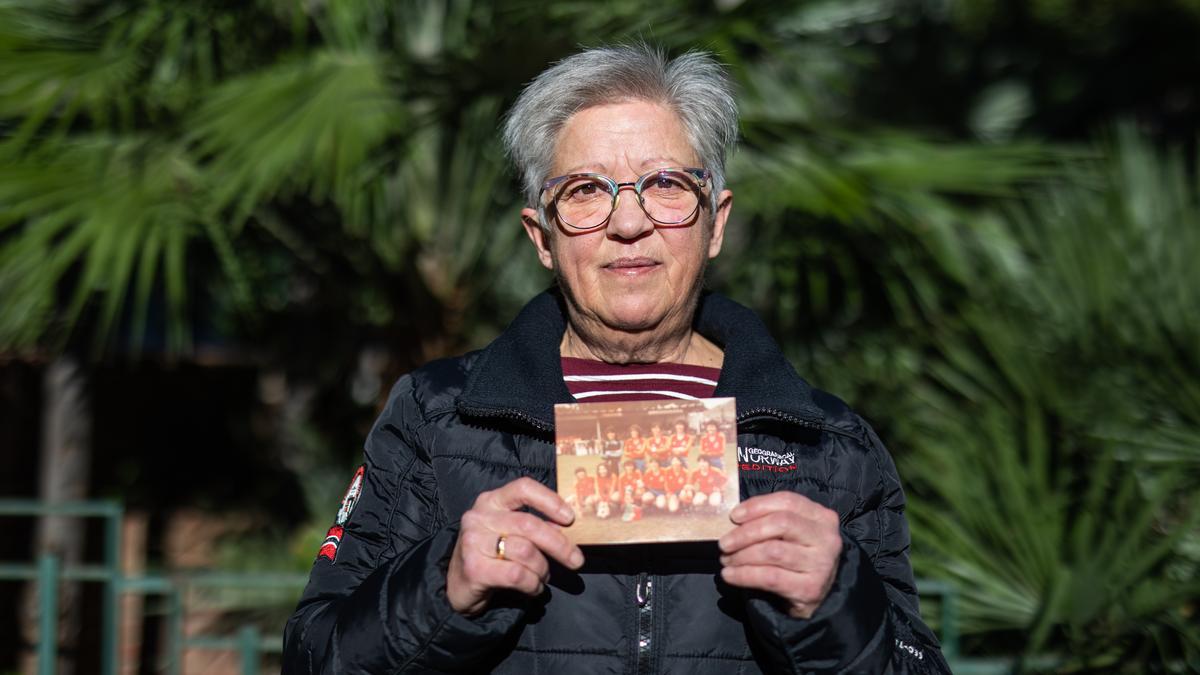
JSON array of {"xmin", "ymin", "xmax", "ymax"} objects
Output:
[{"xmin": 1, "ymin": 0, "xmax": 1198, "ymax": 672}]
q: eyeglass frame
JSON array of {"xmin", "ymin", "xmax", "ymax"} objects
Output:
[{"xmin": 537, "ymin": 167, "xmax": 711, "ymax": 231}]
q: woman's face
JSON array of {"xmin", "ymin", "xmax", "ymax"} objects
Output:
[{"xmin": 522, "ymin": 101, "xmax": 732, "ymax": 334}]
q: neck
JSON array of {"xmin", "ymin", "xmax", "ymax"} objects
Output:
[
  {"xmin": 559, "ymin": 301, "xmax": 724, "ymax": 367},
  {"xmin": 559, "ymin": 317, "xmax": 692, "ymax": 366}
]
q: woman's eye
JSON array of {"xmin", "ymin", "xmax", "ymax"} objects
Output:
[
  {"xmin": 649, "ymin": 175, "xmax": 687, "ymax": 193},
  {"xmin": 565, "ymin": 181, "xmax": 607, "ymax": 201}
]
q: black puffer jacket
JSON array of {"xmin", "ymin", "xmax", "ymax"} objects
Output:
[{"xmin": 283, "ymin": 291, "xmax": 951, "ymax": 674}]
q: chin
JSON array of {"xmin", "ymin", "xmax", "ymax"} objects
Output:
[
  {"xmin": 598, "ymin": 298, "xmax": 671, "ymax": 332},
  {"xmin": 601, "ymin": 313, "xmax": 660, "ymax": 332}
]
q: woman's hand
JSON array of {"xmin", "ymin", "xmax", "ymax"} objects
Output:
[
  {"xmin": 447, "ymin": 477, "xmax": 584, "ymax": 616},
  {"xmin": 717, "ymin": 492, "xmax": 842, "ymax": 619}
]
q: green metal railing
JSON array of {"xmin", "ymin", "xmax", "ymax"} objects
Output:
[
  {"xmin": 0, "ymin": 499, "xmax": 308, "ymax": 675},
  {"xmin": 0, "ymin": 499, "xmax": 124, "ymax": 675},
  {"xmin": 919, "ymin": 578, "xmax": 959, "ymax": 661},
  {"xmin": 5, "ymin": 498, "xmax": 1038, "ymax": 674}
]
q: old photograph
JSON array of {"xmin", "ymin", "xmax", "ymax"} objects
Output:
[{"xmin": 554, "ymin": 397, "xmax": 738, "ymax": 545}]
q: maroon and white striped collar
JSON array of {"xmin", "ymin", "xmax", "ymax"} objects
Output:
[{"xmin": 561, "ymin": 356, "xmax": 720, "ymax": 402}]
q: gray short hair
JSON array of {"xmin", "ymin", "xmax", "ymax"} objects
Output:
[{"xmin": 502, "ymin": 43, "xmax": 738, "ymax": 229}]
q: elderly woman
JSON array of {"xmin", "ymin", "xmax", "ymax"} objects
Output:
[{"xmin": 283, "ymin": 45, "xmax": 949, "ymax": 674}]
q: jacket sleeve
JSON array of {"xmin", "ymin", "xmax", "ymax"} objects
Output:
[
  {"xmin": 282, "ymin": 376, "xmax": 525, "ymax": 674},
  {"xmin": 743, "ymin": 418, "xmax": 952, "ymax": 674}
]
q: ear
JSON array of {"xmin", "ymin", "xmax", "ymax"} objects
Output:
[
  {"xmin": 706, "ymin": 189, "xmax": 733, "ymax": 260},
  {"xmin": 521, "ymin": 207, "xmax": 555, "ymax": 270}
]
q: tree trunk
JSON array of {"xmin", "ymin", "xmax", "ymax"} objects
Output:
[{"xmin": 21, "ymin": 356, "xmax": 92, "ymax": 675}]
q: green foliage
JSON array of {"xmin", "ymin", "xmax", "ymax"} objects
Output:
[
  {"xmin": 191, "ymin": 49, "xmax": 405, "ymax": 226},
  {"xmin": 0, "ymin": 0, "xmax": 1066, "ymax": 356},
  {"xmin": 0, "ymin": 136, "xmax": 201, "ymax": 352},
  {"xmin": 960, "ymin": 129, "xmax": 1200, "ymax": 453},
  {"xmin": 891, "ymin": 132, "xmax": 1200, "ymax": 669},
  {"xmin": 1, "ymin": 0, "xmax": 1198, "ymax": 669},
  {"xmin": 908, "ymin": 405, "xmax": 1199, "ymax": 657}
]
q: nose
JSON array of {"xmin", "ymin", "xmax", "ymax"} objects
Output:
[{"xmin": 605, "ymin": 183, "xmax": 654, "ymax": 240}]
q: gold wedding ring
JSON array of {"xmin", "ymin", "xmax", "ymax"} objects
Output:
[{"xmin": 495, "ymin": 535, "xmax": 507, "ymax": 561}]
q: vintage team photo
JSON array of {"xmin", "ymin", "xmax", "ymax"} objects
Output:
[{"xmin": 554, "ymin": 397, "xmax": 738, "ymax": 544}]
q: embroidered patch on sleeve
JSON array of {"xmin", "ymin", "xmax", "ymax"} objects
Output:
[
  {"xmin": 317, "ymin": 465, "xmax": 365, "ymax": 562},
  {"xmin": 317, "ymin": 525, "xmax": 343, "ymax": 561}
]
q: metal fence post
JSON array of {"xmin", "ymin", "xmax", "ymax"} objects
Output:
[
  {"xmin": 942, "ymin": 582, "xmax": 960, "ymax": 661},
  {"xmin": 166, "ymin": 587, "xmax": 184, "ymax": 675},
  {"xmin": 239, "ymin": 625, "xmax": 261, "ymax": 675},
  {"xmin": 38, "ymin": 553, "xmax": 60, "ymax": 675},
  {"xmin": 101, "ymin": 501, "xmax": 123, "ymax": 675}
]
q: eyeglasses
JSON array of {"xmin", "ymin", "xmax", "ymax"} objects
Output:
[{"xmin": 539, "ymin": 167, "xmax": 710, "ymax": 231}]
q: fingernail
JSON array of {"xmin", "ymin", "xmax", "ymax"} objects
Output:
[
  {"xmin": 730, "ymin": 506, "xmax": 745, "ymax": 520},
  {"xmin": 559, "ymin": 506, "xmax": 575, "ymax": 522},
  {"xmin": 569, "ymin": 549, "xmax": 584, "ymax": 568}
]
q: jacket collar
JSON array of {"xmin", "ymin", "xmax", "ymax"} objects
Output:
[{"xmin": 456, "ymin": 289, "xmax": 824, "ymax": 433}]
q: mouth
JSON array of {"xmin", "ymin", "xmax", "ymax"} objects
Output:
[{"xmin": 603, "ymin": 256, "xmax": 660, "ymax": 276}]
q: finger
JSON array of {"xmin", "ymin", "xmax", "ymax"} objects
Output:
[
  {"xmin": 720, "ymin": 565, "xmax": 829, "ymax": 618},
  {"xmin": 461, "ymin": 528, "xmax": 551, "ymax": 579},
  {"xmin": 460, "ymin": 550, "xmax": 545, "ymax": 597},
  {"xmin": 729, "ymin": 492, "xmax": 832, "ymax": 525},
  {"xmin": 720, "ymin": 563, "xmax": 826, "ymax": 610},
  {"xmin": 486, "ymin": 534, "xmax": 551, "ymax": 582},
  {"xmin": 479, "ymin": 477, "xmax": 575, "ymax": 525},
  {"xmin": 720, "ymin": 504, "xmax": 840, "ymax": 554},
  {"xmin": 718, "ymin": 539, "xmax": 818, "ymax": 572},
  {"xmin": 483, "ymin": 510, "xmax": 584, "ymax": 570},
  {"xmin": 719, "ymin": 511, "xmax": 800, "ymax": 554},
  {"xmin": 720, "ymin": 563, "xmax": 808, "ymax": 594}
]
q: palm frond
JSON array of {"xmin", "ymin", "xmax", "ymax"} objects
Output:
[
  {"xmin": 0, "ymin": 2, "xmax": 141, "ymax": 148},
  {"xmin": 0, "ymin": 135, "xmax": 203, "ymax": 352},
  {"xmin": 189, "ymin": 48, "xmax": 405, "ymax": 228},
  {"xmin": 908, "ymin": 399, "xmax": 1198, "ymax": 659}
]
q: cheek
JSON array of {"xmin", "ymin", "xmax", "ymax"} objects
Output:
[
  {"xmin": 552, "ymin": 240, "xmax": 600, "ymax": 281},
  {"xmin": 665, "ymin": 234, "xmax": 709, "ymax": 279}
]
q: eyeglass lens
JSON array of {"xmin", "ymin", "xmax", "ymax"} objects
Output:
[{"xmin": 551, "ymin": 170, "xmax": 701, "ymax": 230}]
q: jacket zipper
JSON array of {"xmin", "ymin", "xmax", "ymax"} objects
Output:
[
  {"xmin": 635, "ymin": 573, "xmax": 653, "ymax": 675},
  {"xmin": 736, "ymin": 406, "xmax": 822, "ymax": 430},
  {"xmin": 457, "ymin": 404, "xmax": 554, "ymax": 433}
]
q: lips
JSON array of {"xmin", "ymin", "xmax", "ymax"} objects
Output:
[{"xmin": 604, "ymin": 256, "xmax": 660, "ymax": 272}]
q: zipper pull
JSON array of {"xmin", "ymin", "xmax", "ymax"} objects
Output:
[{"xmin": 636, "ymin": 575, "xmax": 652, "ymax": 607}]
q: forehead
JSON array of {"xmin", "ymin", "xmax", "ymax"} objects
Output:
[{"xmin": 552, "ymin": 100, "xmax": 698, "ymax": 175}]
